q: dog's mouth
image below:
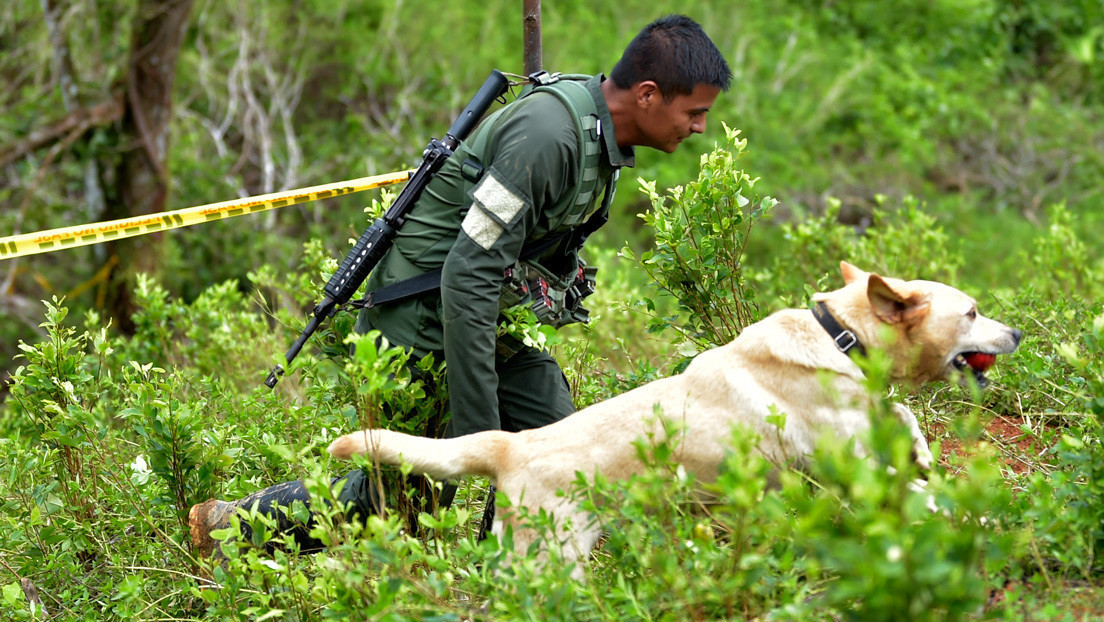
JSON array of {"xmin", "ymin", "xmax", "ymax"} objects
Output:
[{"xmin": 952, "ymin": 351, "xmax": 998, "ymax": 388}]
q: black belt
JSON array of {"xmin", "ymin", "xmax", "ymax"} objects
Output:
[{"xmin": 353, "ymin": 268, "xmax": 443, "ymax": 310}]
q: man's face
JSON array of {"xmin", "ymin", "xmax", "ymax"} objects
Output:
[{"xmin": 637, "ymin": 82, "xmax": 721, "ymax": 153}]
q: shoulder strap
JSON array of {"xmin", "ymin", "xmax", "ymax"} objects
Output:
[
  {"xmin": 465, "ymin": 72, "xmax": 605, "ymax": 214},
  {"xmin": 528, "ymin": 74, "xmax": 604, "ymax": 213}
]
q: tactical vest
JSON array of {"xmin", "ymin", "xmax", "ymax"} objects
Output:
[
  {"xmin": 361, "ymin": 72, "xmax": 618, "ymax": 328},
  {"xmin": 458, "ymin": 71, "xmax": 614, "ymax": 226}
]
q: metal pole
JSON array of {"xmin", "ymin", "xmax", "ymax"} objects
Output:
[{"xmin": 523, "ymin": 0, "xmax": 542, "ymax": 75}]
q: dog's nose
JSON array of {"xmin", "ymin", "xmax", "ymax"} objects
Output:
[{"xmin": 1011, "ymin": 328, "xmax": 1023, "ymax": 346}]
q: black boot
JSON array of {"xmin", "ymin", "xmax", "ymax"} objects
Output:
[{"xmin": 188, "ymin": 471, "xmax": 382, "ymax": 558}]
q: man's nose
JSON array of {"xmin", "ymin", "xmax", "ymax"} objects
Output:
[{"xmin": 691, "ymin": 115, "xmax": 707, "ymax": 134}]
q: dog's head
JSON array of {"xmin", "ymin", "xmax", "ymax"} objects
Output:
[{"xmin": 816, "ymin": 261, "xmax": 1022, "ymax": 387}]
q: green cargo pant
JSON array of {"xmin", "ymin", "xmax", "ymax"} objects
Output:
[{"xmin": 232, "ymin": 320, "xmax": 576, "ymax": 551}]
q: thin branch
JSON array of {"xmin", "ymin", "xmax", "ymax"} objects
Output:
[
  {"xmin": 0, "ymin": 95, "xmax": 123, "ymax": 169},
  {"xmin": 21, "ymin": 578, "xmax": 51, "ymax": 620},
  {"xmin": 39, "ymin": 0, "xmax": 110, "ymax": 227},
  {"xmin": 40, "ymin": 0, "xmax": 79, "ymax": 111}
]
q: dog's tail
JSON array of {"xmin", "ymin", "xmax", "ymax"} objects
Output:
[{"xmin": 327, "ymin": 428, "xmax": 510, "ymax": 481}]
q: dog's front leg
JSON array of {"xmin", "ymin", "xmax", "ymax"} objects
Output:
[
  {"xmin": 890, "ymin": 402, "xmax": 943, "ymax": 513},
  {"xmin": 891, "ymin": 402, "xmax": 934, "ymax": 474}
]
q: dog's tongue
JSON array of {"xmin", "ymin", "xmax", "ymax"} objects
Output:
[{"xmin": 964, "ymin": 352, "xmax": 996, "ymax": 372}]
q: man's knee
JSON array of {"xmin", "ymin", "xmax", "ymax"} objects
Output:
[{"xmin": 333, "ymin": 469, "xmax": 383, "ymax": 521}]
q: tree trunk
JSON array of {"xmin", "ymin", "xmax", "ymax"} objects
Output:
[
  {"xmin": 523, "ymin": 0, "xmax": 542, "ymax": 76},
  {"xmin": 102, "ymin": 0, "xmax": 194, "ymax": 333}
]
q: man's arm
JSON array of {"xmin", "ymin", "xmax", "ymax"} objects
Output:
[{"xmin": 440, "ymin": 98, "xmax": 577, "ymax": 437}]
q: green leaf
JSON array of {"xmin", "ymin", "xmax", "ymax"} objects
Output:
[{"xmin": 2, "ymin": 582, "xmax": 22, "ymax": 606}]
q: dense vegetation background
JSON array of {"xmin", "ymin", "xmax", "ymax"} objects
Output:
[{"xmin": 2, "ymin": 0, "xmax": 1104, "ymax": 620}]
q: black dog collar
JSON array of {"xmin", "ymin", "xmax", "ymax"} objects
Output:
[{"xmin": 811, "ymin": 301, "xmax": 867, "ymax": 358}]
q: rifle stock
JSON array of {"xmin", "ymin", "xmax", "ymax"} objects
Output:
[{"xmin": 266, "ymin": 69, "xmax": 509, "ymax": 388}]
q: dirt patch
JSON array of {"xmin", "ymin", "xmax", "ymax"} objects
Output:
[{"xmin": 928, "ymin": 414, "xmax": 1053, "ymax": 477}]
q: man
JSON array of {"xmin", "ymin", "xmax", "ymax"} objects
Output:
[{"xmin": 189, "ymin": 13, "xmax": 731, "ymax": 557}]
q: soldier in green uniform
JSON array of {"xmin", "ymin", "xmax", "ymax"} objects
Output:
[{"xmin": 189, "ymin": 13, "xmax": 731, "ymax": 557}]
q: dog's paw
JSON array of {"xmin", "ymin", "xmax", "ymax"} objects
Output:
[
  {"xmin": 327, "ymin": 433, "xmax": 364, "ymax": 460},
  {"xmin": 925, "ymin": 493, "xmax": 941, "ymax": 515}
]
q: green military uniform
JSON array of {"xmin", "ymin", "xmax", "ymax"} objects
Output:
[{"xmin": 355, "ymin": 73, "xmax": 634, "ymax": 437}]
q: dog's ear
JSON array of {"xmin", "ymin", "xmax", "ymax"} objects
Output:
[
  {"xmin": 867, "ymin": 274, "xmax": 931, "ymax": 327},
  {"xmin": 840, "ymin": 261, "xmax": 868, "ymax": 285}
]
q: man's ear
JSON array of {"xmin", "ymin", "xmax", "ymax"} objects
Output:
[
  {"xmin": 634, "ymin": 81, "xmax": 659, "ymax": 108},
  {"xmin": 867, "ymin": 274, "xmax": 931, "ymax": 328},
  {"xmin": 840, "ymin": 261, "xmax": 868, "ymax": 285}
]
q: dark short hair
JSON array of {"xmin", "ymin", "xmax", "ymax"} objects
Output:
[{"xmin": 610, "ymin": 14, "xmax": 732, "ymax": 100}]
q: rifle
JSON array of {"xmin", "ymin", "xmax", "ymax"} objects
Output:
[{"xmin": 265, "ymin": 70, "xmax": 509, "ymax": 388}]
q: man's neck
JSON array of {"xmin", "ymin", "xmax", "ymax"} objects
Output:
[{"xmin": 600, "ymin": 77, "xmax": 638, "ymax": 149}]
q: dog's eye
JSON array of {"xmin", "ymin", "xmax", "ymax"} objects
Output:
[{"xmin": 966, "ymin": 308, "xmax": 977, "ymax": 320}]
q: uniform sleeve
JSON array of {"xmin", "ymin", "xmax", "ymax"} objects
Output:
[{"xmin": 440, "ymin": 96, "xmax": 577, "ymax": 437}]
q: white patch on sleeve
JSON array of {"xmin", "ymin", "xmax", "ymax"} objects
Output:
[
  {"xmin": 462, "ymin": 208, "xmax": 505, "ymax": 250},
  {"xmin": 463, "ymin": 173, "xmax": 526, "ymax": 250}
]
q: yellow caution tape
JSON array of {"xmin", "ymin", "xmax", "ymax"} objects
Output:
[{"xmin": 0, "ymin": 169, "xmax": 414, "ymax": 260}]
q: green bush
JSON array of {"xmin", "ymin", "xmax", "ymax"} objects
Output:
[
  {"xmin": 1, "ymin": 300, "xmax": 198, "ymax": 620},
  {"xmin": 1014, "ymin": 312, "xmax": 1104, "ymax": 581},
  {"xmin": 624, "ymin": 124, "xmax": 777, "ymax": 353},
  {"xmin": 758, "ymin": 194, "xmax": 964, "ymax": 309}
]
